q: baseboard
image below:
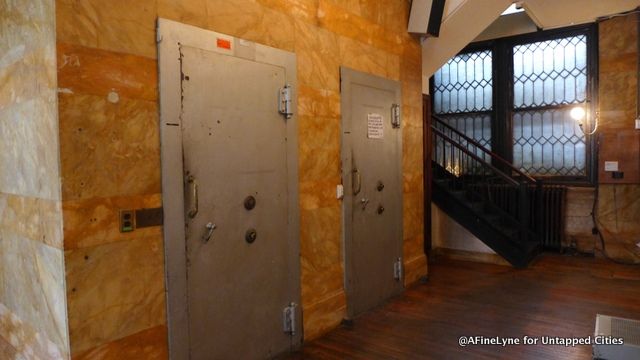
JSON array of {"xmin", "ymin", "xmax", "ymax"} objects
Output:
[
  {"xmin": 302, "ymin": 290, "xmax": 347, "ymax": 341},
  {"xmin": 404, "ymin": 254, "xmax": 428, "ymax": 287}
]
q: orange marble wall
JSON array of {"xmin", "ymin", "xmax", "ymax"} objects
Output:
[
  {"xmin": 55, "ymin": 41, "xmax": 166, "ymax": 357},
  {"xmin": 55, "ymin": 0, "xmax": 426, "ymax": 356},
  {"xmin": 596, "ymin": 14, "xmax": 640, "ymax": 263},
  {"xmin": 0, "ymin": 0, "xmax": 69, "ymax": 358},
  {"xmin": 598, "ymin": 13, "xmax": 639, "ymax": 182}
]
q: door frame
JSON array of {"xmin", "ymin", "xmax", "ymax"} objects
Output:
[
  {"xmin": 157, "ymin": 19, "xmax": 300, "ymax": 359},
  {"xmin": 340, "ymin": 67, "xmax": 403, "ymax": 319},
  {"xmin": 422, "ymin": 94, "xmax": 432, "ymax": 257}
]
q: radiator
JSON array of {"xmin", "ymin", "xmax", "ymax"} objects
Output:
[
  {"xmin": 531, "ymin": 185, "xmax": 567, "ymax": 250},
  {"xmin": 481, "ymin": 183, "xmax": 567, "ymax": 250}
]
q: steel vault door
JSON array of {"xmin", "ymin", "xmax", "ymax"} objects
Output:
[
  {"xmin": 158, "ymin": 20, "xmax": 301, "ymax": 360},
  {"xmin": 341, "ymin": 67, "xmax": 403, "ymax": 318}
]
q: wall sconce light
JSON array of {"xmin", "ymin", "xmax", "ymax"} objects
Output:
[{"xmin": 570, "ymin": 105, "xmax": 598, "ymax": 135}]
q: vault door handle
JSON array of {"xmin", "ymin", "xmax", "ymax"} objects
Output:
[
  {"xmin": 352, "ymin": 168, "xmax": 362, "ymax": 195},
  {"xmin": 360, "ymin": 198, "xmax": 370, "ymax": 210},
  {"xmin": 187, "ymin": 175, "xmax": 198, "ymax": 218},
  {"xmin": 202, "ymin": 222, "xmax": 216, "ymax": 243}
]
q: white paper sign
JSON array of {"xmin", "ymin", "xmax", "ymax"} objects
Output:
[
  {"xmin": 604, "ymin": 161, "xmax": 619, "ymax": 172},
  {"xmin": 367, "ymin": 113, "xmax": 384, "ymax": 139}
]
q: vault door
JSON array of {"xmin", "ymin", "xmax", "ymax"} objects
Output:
[
  {"xmin": 341, "ymin": 67, "xmax": 403, "ymax": 318},
  {"xmin": 180, "ymin": 45, "xmax": 300, "ymax": 359}
]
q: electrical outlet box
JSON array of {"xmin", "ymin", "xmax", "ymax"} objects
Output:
[
  {"xmin": 612, "ymin": 171, "xmax": 624, "ymax": 179},
  {"xmin": 119, "ymin": 210, "xmax": 135, "ymax": 232},
  {"xmin": 635, "ymin": 118, "xmax": 640, "ymax": 130},
  {"xmin": 336, "ymin": 184, "xmax": 344, "ymax": 199}
]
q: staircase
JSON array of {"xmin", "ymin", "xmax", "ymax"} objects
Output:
[{"xmin": 431, "ymin": 115, "xmax": 542, "ymax": 267}]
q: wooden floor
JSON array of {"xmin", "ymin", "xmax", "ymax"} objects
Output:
[{"xmin": 291, "ymin": 254, "xmax": 640, "ymax": 359}]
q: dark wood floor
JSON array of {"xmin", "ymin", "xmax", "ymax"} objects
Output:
[{"xmin": 291, "ymin": 254, "xmax": 640, "ymax": 359}]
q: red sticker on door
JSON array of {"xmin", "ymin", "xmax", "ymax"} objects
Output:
[{"xmin": 216, "ymin": 38, "xmax": 231, "ymax": 50}]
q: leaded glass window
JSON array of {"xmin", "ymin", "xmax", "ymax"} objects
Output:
[
  {"xmin": 433, "ymin": 50, "xmax": 493, "ymax": 173},
  {"xmin": 433, "ymin": 50, "xmax": 493, "ymax": 115},
  {"xmin": 512, "ymin": 35, "xmax": 588, "ymax": 176},
  {"xmin": 431, "ymin": 26, "xmax": 595, "ymax": 183}
]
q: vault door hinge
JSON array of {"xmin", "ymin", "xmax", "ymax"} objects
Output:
[
  {"xmin": 391, "ymin": 103, "xmax": 401, "ymax": 128},
  {"xmin": 279, "ymin": 84, "xmax": 293, "ymax": 119},
  {"xmin": 394, "ymin": 257, "xmax": 403, "ymax": 281},
  {"xmin": 283, "ymin": 302, "xmax": 297, "ymax": 335}
]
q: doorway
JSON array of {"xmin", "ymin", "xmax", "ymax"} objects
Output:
[
  {"xmin": 158, "ymin": 19, "xmax": 301, "ymax": 359},
  {"xmin": 340, "ymin": 67, "xmax": 404, "ymax": 318}
]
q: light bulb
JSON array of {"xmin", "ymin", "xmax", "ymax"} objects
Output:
[{"xmin": 570, "ymin": 106, "xmax": 586, "ymax": 122}]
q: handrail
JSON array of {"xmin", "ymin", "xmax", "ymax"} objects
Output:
[
  {"xmin": 432, "ymin": 114, "xmax": 537, "ymax": 184},
  {"xmin": 432, "ymin": 127, "xmax": 520, "ymax": 187}
]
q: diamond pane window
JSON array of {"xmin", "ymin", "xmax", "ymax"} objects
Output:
[
  {"xmin": 512, "ymin": 34, "xmax": 589, "ymax": 177},
  {"xmin": 513, "ymin": 35, "xmax": 587, "ymax": 109},
  {"xmin": 433, "ymin": 50, "xmax": 493, "ymax": 114},
  {"xmin": 431, "ymin": 27, "xmax": 594, "ymax": 182},
  {"xmin": 513, "ymin": 108, "xmax": 586, "ymax": 176},
  {"xmin": 433, "ymin": 50, "xmax": 493, "ymax": 158}
]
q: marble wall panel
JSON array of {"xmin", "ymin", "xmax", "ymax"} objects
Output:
[
  {"xmin": 299, "ymin": 179, "xmax": 341, "ymax": 210},
  {"xmin": 57, "ymin": 43, "xmax": 158, "ymax": 102},
  {"xmin": 599, "ymin": 14, "xmax": 638, "ymax": 58},
  {"xmin": 317, "ymin": 0, "xmax": 404, "ymax": 56},
  {"xmin": 596, "ymin": 14, "xmax": 640, "ymax": 263},
  {"xmin": 298, "ymin": 146, "xmax": 341, "ymax": 182},
  {"xmin": 298, "ymin": 116, "xmax": 341, "ymax": 156},
  {"xmin": 1, "ymin": 0, "xmax": 67, "ymax": 357},
  {"xmin": 56, "ymin": 0, "xmax": 157, "ymax": 59},
  {"xmin": 257, "ymin": 0, "xmax": 319, "ymax": 26},
  {"xmin": 564, "ymin": 187, "xmax": 599, "ymax": 252},
  {"xmin": 596, "ymin": 184, "xmax": 640, "ymax": 263},
  {"xmin": 403, "ymin": 192, "xmax": 424, "ymax": 241},
  {"xmin": 403, "ymin": 172, "xmax": 424, "ymax": 194},
  {"xmin": 0, "ymin": 303, "xmax": 64, "ymax": 360},
  {"xmin": 402, "ymin": 124, "xmax": 424, "ymax": 173},
  {"xmin": 0, "ymin": 234, "xmax": 68, "ymax": 357},
  {"xmin": 0, "ymin": 336, "xmax": 17, "ymax": 359},
  {"xmin": 404, "ymin": 250, "xmax": 428, "ymax": 286},
  {"xmin": 0, "ymin": 98, "xmax": 61, "ymax": 201},
  {"xmin": 0, "ymin": 192, "xmax": 63, "ymax": 249},
  {"xmin": 297, "ymin": 85, "xmax": 341, "ymax": 118},
  {"xmin": 338, "ymin": 35, "xmax": 401, "ymax": 81},
  {"xmin": 301, "ymin": 290, "xmax": 346, "ymax": 341},
  {"xmin": 58, "ymin": 93, "xmax": 161, "ymax": 201},
  {"xmin": 294, "ymin": 20, "xmax": 341, "ymax": 91},
  {"xmin": 300, "ymin": 206, "xmax": 342, "ymax": 287},
  {"xmin": 206, "ymin": 0, "xmax": 296, "ymax": 52},
  {"xmin": 0, "ymin": 48, "xmax": 54, "ymax": 110},
  {"xmin": 65, "ymin": 236, "xmax": 166, "ymax": 355},
  {"xmin": 360, "ymin": 0, "xmax": 407, "ymax": 34},
  {"xmin": 402, "ymin": 105, "xmax": 423, "ymax": 129},
  {"xmin": 63, "ymin": 194, "xmax": 162, "ymax": 250},
  {"xmin": 73, "ymin": 326, "xmax": 167, "ymax": 360},
  {"xmin": 157, "ymin": 0, "xmax": 209, "ymax": 29}
]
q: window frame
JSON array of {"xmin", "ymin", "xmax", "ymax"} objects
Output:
[{"xmin": 430, "ymin": 23, "xmax": 599, "ymax": 186}]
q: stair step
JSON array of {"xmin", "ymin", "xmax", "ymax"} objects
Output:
[
  {"xmin": 491, "ymin": 223, "xmax": 519, "ymax": 239},
  {"xmin": 434, "ymin": 178, "xmax": 451, "ymax": 186},
  {"xmin": 432, "ymin": 187, "xmax": 541, "ymax": 268}
]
